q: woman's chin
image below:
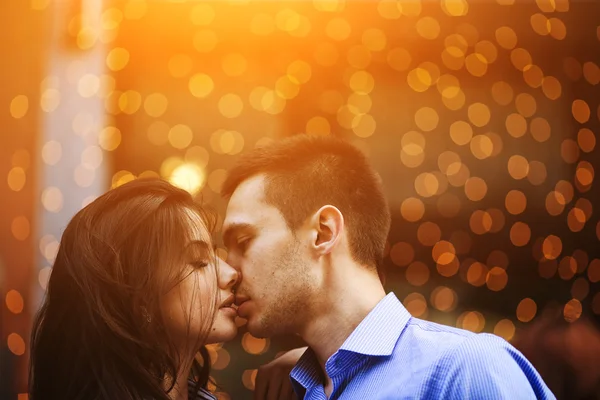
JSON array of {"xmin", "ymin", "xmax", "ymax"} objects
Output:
[{"xmin": 205, "ymin": 321, "xmax": 238, "ymax": 344}]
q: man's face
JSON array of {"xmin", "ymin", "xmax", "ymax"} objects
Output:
[{"xmin": 223, "ymin": 174, "xmax": 312, "ymax": 338}]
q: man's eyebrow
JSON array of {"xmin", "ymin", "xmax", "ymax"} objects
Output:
[{"xmin": 222, "ymin": 223, "xmax": 254, "ymax": 246}]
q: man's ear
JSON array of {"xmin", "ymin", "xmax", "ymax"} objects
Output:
[{"xmin": 309, "ymin": 205, "xmax": 344, "ymax": 256}]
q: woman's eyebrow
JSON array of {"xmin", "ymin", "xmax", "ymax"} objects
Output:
[{"xmin": 184, "ymin": 240, "xmax": 210, "ymax": 257}]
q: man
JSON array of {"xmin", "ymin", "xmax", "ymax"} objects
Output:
[{"xmin": 222, "ymin": 135, "xmax": 554, "ymax": 399}]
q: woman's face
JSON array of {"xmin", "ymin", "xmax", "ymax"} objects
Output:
[{"xmin": 161, "ymin": 208, "xmax": 239, "ymax": 349}]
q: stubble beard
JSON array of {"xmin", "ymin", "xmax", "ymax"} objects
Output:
[{"xmin": 251, "ymin": 239, "xmax": 312, "ymax": 338}]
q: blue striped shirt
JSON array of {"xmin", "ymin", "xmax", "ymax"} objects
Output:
[
  {"xmin": 187, "ymin": 379, "xmax": 216, "ymax": 400},
  {"xmin": 290, "ymin": 293, "xmax": 555, "ymax": 399}
]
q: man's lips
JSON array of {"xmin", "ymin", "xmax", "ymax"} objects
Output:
[{"xmin": 234, "ymin": 295, "xmax": 250, "ymax": 307}]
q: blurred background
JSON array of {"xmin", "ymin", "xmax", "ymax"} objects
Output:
[{"xmin": 1, "ymin": 0, "xmax": 599, "ymax": 398}]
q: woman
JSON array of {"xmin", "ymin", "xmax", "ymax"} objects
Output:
[{"xmin": 29, "ymin": 178, "xmax": 239, "ymax": 400}]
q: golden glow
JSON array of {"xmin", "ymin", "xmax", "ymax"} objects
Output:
[
  {"xmin": 10, "ymin": 95, "xmax": 29, "ymax": 119},
  {"xmin": 106, "ymin": 47, "xmax": 130, "ymax": 71},
  {"xmin": 390, "ymin": 242, "xmax": 415, "ymax": 267},
  {"xmin": 6, "ymin": 290, "xmax": 24, "ymax": 314},
  {"xmin": 588, "ymin": 259, "xmax": 600, "ymax": 283},
  {"xmin": 241, "ymin": 333, "xmax": 269, "ymax": 355},
  {"xmin": 325, "ymin": 17, "xmax": 351, "ymax": 41},
  {"xmin": 7, "ymin": 167, "xmax": 27, "ymax": 192},
  {"xmin": 505, "ymin": 113, "xmax": 527, "ymax": 138},
  {"xmin": 431, "ymin": 286, "xmax": 457, "ymax": 312},
  {"xmin": 542, "ymin": 235, "xmax": 562, "ymax": 260},
  {"xmin": 470, "ymin": 135, "xmax": 494, "ymax": 160},
  {"xmin": 467, "ymin": 103, "xmax": 491, "ymax": 127},
  {"xmin": 510, "ymin": 222, "xmax": 531, "ymax": 247},
  {"xmin": 495, "ymin": 26, "xmax": 517, "ymax": 49},
  {"xmin": 190, "ymin": 3, "xmax": 215, "ymax": 25},
  {"xmin": 517, "ymin": 298, "xmax": 537, "ymax": 322},
  {"xmin": 218, "ymin": 94, "xmax": 244, "ymax": 118},
  {"xmin": 193, "ymin": 29, "xmax": 218, "ymax": 53},
  {"xmin": 377, "ymin": 0, "xmax": 402, "ymax": 20},
  {"xmin": 416, "ymin": 17, "xmax": 440, "ymax": 39},
  {"xmin": 118, "ymin": 90, "xmax": 142, "ymax": 114},
  {"xmin": 414, "ymin": 107, "xmax": 439, "ymax": 132},
  {"xmin": 406, "ymin": 261, "xmax": 430, "ymax": 286},
  {"xmin": 362, "ymin": 28, "xmax": 387, "ymax": 51},
  {"xmin": 41, "ymin": 187, "xmax": 63, "ymax": 213},
  {"xmin": 41, "ymin": 88, "xmax": 60, "ymax": 113},
  {"xmin": 169, "ymin": 163, "xmax": 205, "ymax": 195},
  {"xmin": 564, "ymin": 299, "xmax": 582, "ymax": 322},
  {"xmin": 7, "ymin": 333, "xmax": 25, "ymax": 356},
  {"xmin": 582, "ymin": 62, "xmax": 600, "ymax": 85},
  {"xmin": 99, "ymin": 127, "xmax": 122, "ymax": 152},
  {"xmin": 313, "ymin": 0, "xmax": 345, "ymax": 12},
  {"xmin": 242, "ymin": 369, "xmax": 258, "ymax": 391},
  {"xmin": 465, "ymin": 53, "xmax": 488, "ymax": 77},
  {"xmin": 515, "ymin": 93, "xmax": 537, "ymax": 117},
  {"xmin": 442, "ymin": 0, "xmax": 468, "ymax": 16},
  {"xmin": 288, "ymin": 60, "xmax": 312, "ymax": 84},
  {"xmin": 11, "ymin": 1, "xmax": 597, "ymax": 370},
  {"xmin": 507, "ymin": 155, "xmax": 529, "ymax": 180},
  {"xmin": 449, "ymin": 121, "xmax": 473, "ymax": 145},
  {"xmin": 314, "ymin": 42, "xmax": 339, "ymax": 66},
  {"xmin": 78, "ymin": 74, "xmax": 101, "ymax": 98},
  {"xmin": 542, "ymin": 76, "xmax": 562, "ymax": 99},
  {"xmin": 404, "ymin": 292, "xmax": 428, "ymax": 318},
  {"xmin": 210, "ymin": 130, "xmax": 245, "ymax": 155},
  {"xmin": 168, "ymin": 124, "xmax": 194, "ymax": 149},
  {"xmin": 41, "ymin": 141, "xmax": 62, "ymax": 166},
  {"xmin": 275, "ymin": 76, "xmax": 300, "ymax": 99},
  {"xmin": 464, "ymin": 177, "xmax": 487, "ymax": 201},
  {"xmin": 306, "ymin": 116, "xmax": 331, "ymax": 136},
  {"xmin": 572, "ymin": 99, "xmax": 590, "ymax": 123},
  {"xmin": 11, "ymin": 216, "xmax": 30, "ymax": 241},
  {"xmin": 505, "ymin": 190, "xmax": 527, "ymax": 215},
  {"xmin": 208, "ymin": 169, "xmax": 228, "ymax": 193},
  {"xmin": 189, "ymin": 73, "xmax": 214, "ymax": 98},
  {"xmin": 124, "ymin": 0, "xmax": 147, "ymax": 20},
  {"xmin": 432, "ymin": 241, "xmax": 456, "ymax": 265},
  {"xmin": 222, "ymin": 53, "xmax": 248, "ymax": 77},
  {"xmin": 417, "ymin": 222, "xmax": 441, "ymax": 246},
  {"xmin": 458, "ymin": 311, "xmax": 485, "ymax": 333},
  {"xmin": 494, "ymin": 319, "xmax": 515, "ymax": 341},
  {"xmin": 144, "ymin": 93, "xmax": 169, "ymax": 117},
  {"xmin": 577, "ymin": 128, "xmax": 596, "ymax": 152},
  {"xmin": 250, "ymin": 13, "xmax": 275, "ymax": 36}
]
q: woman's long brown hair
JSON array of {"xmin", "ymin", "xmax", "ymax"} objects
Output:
[{"xmin": 29, "ymin": 179, "xmax": 220, "ymax": 400}]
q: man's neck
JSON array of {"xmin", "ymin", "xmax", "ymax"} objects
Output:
[{"xmin": 299, "ymin": 266, "xmax": 386, "ymax": 384}]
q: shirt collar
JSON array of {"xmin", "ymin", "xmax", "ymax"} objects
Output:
[
  {"xmin": 290, "ymin": 292, "xmax": 411, "ymax": 390},
  {"xmin": 290, "ymin": 347, "xmax": 322, "ymax": 393},
  {"xmin": 339, "ymin": 292, "xmax": 411, "ymax": 356}
]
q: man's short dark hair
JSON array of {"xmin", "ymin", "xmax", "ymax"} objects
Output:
[{"xmin": 222, "ymin": 134, "xmax": 391, "ymax": 272}]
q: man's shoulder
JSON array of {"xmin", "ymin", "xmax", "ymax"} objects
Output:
[
  {"xmin": 393, "ymin": 318, "xmax": 524, "ymax": 372},
  {"xmin": 406, "ymin": 330, "xmax": 554, "ymax": 399},
  {"xmin": 401, "ymin": 319, "xmax": 517, "ymax": 364},
  {"xmin": 398, "ymin": 317, "xmax": 477, "ymax": 352}
]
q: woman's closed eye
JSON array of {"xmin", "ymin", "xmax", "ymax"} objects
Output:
[{"xmin": 190, "ymin": 260, "xmax": 209, "ymax": 269}]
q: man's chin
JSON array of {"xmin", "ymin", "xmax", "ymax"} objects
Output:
[{"xmin": 246, "ymin": 317, "xmax": 271, "ymax": 339}]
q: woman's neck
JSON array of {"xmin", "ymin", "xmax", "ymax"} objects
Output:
[{"xmin": 165, "ymin": 355, "xmax": 194, "ymax": 400}]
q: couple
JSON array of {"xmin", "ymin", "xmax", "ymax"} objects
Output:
[{"xmin": 29, "ymin": 135, "xmax": 555, "ymax": 399}]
